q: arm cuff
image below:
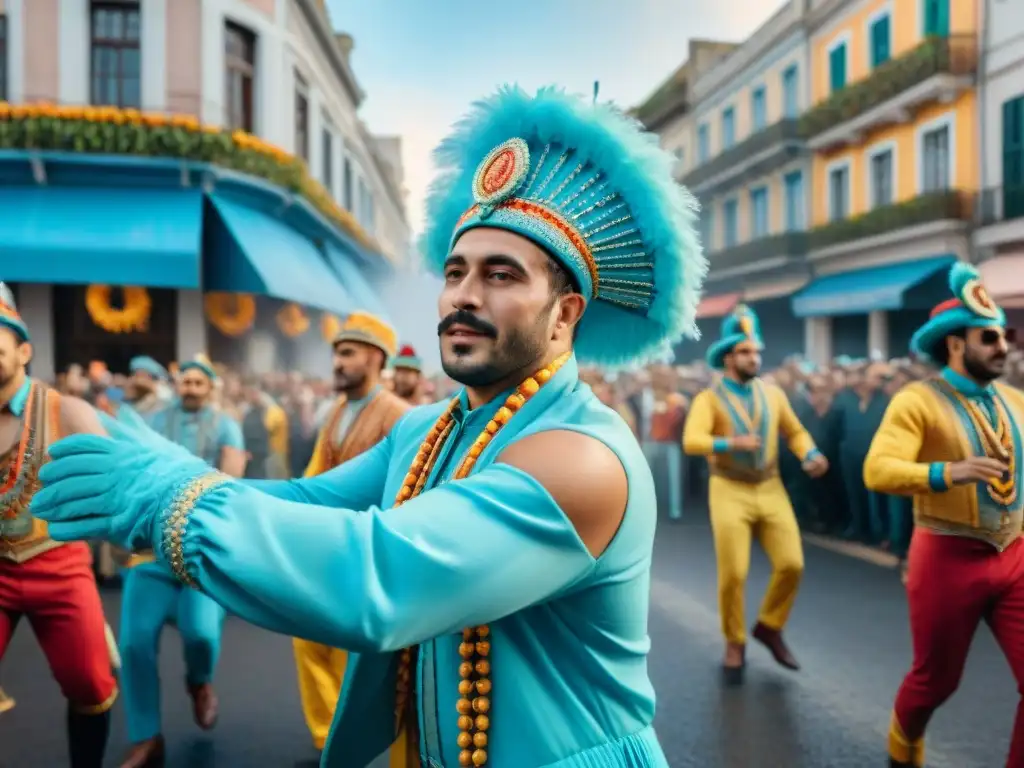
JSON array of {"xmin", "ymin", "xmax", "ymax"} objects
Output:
[
  {"xmin": 712, "ymin": 437, "xmax": 730, "ymax": 453},
  {"xmin": 803, "ymin": 448, "xmax": 822, "ymax": 462},
  {"xmin": 159, "ymin": 471, "xmax": 231, "ymax": 588},
  {"xmin": 928, "ymin": 462, "xmax": 950, "ymax": 492}
]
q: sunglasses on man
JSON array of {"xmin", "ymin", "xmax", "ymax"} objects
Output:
[{"xmin": 979, "ymin": 328, "xmax": 1016, "ymax": 346}]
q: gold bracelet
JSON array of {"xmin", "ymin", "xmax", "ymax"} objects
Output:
[{"xmin": 161, "ymin": 471, "xmax": 230, "ymax": 588}]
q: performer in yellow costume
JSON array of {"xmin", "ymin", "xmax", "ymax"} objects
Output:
[
  {"xmin": 683, "ymin": 305, "xmax": 828, "ymax": 683},
  {"xmin": 290, "ymin": 312, "xmax": 410, "ymax": 760}
]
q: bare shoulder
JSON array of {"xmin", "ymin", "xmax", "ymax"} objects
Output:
[
  {"xmin": 59, "ymin": 394, "xmax": 106, "ymax": 436},
  {"xmin": 497, "ymin": 430, "xmax": 627, "ymax": 557}
]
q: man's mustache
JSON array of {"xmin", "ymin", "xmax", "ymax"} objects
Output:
[{"xmin": 437, "ymin": 311, "xmax": 497, "ymax": 339}]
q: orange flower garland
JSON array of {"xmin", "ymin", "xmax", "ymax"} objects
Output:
[
  {"xmin": 391, "ymin": 351, "xmax": 571, "ymax": 767},
  {"xmin": 204, "ymin": 292, "xmax": 256, "ymax": 337},
  {"xmin": 0, "ymin": 101, "xmax": 383, "ymax": 257},
  {"xmin": 320, "ymin": 313, "xmax": 342, "ymax": 343},
  {"xmin": 276, "ymin": 303, "xmax": 310, "ymax": 338},
  {"xmin": 85, "ymin": 285, "xmax": 151, "ymax": 334}
]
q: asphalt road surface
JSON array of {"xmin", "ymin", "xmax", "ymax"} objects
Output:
[{"xmin": 0, "ymin": 520, "xmax": 1014, "ymax": 767}]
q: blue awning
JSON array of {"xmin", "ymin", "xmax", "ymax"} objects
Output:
[
  {"xmin": 323, "ymin": 242, "xmax": 391, "ymax": 321},
  {"xmin": 791, "ymin": 255, "xmax": 956, "ymax": 318},
  {"xmin": 205, "ymin": 194, "xmax": 354, "ymax": 314},
  {"xmin": 0, "ymin": 186, "xmax": 202, "ymax": 287}
]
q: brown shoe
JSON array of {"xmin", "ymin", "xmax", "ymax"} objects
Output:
[
  {"xmin": 118, "ymin": 736, "xmax": 166, "ymax": 768},
  {"xmin": 752, "ymin": 621, "xmax": 800, "ymax": 670},
  {"xmin": 721, "ymin": 642, "xmax": 746, "ymax": 685},
  {"xmin": 187, "ymin": 682, "xmax": 219, "ymax": 730}
]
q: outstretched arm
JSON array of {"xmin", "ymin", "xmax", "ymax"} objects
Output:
[{"xmin": 155, "ymin": 430, "xmax": 622, "ymax": 652}]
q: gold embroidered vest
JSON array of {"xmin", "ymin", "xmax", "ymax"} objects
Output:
[{"xmin": 0, "ymin": 380, "xmax": 63, "ymax": 563}]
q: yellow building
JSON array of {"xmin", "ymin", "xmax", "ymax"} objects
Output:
[{"xmin": 793, "ymin": 0, "xmax": 977, "ymax": 363}]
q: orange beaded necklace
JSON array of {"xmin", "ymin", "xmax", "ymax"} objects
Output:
[{"xmin": 391, "ymin": 351, "xmax": 571, "ymax": 767}]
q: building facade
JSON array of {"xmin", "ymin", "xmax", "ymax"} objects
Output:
[
  {"xmin": 974, "ymin": 0, "xmax": 1024, "ymax": 315},
  {"xmin": 795, "ymin": 0, "xmax": 976, "ymax": 363},
  {"xmin": 0, "ymin": 0, "xmax": 409, "ymax": 380},
  {"xmin": 681, "ymin": 0, "xmax": 812, "ymax": 367}
]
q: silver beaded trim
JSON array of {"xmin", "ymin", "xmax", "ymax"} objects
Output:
[{"xmin": 160, "ymin": 471, "xmax": 230, "ymax": 589}]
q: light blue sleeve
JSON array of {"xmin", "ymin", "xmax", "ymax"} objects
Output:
[
  {"xmin": 244, "ymin": 434, "xmax": 392, "ymax": 509},
  {"xmin": 158, "ymin": 463, "xmax": 598, "ymax": 652},
  {"xmin": 928, "ymin": 462, "xmax": 949, "ymax": 492},
  {"xmin": 712, "ymin": 438, "xmax": 730, "ymax": 453},
  {"xmin": 217, "ymin": 415, "xmax": 245, "ymax": 451}
]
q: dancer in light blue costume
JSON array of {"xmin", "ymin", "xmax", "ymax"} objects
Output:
[
  {"xmin": 32, "ymin": 86, "xmax": 705, "ymax": 768},
  {"xmin": 119, "ymin": 356, "xmax": 172, "ymax": 424},
  {"xmin": 115, "ymin": 356, "xmax": 246, "ymax": 767}
]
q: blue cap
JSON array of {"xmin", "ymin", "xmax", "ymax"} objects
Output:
[
  {"xmin": 419, "ymin": 85, "xmax": 706, "ymax": 368},
  {"xmin": 129, "ymin": 355, "xmax": 169, "ymax": 381},
  {"xmin": 0, "ymin": 283, "xmax": 28, "ymax": 342},
  {"xmin": 911, "ymin": 263, "xmax": 1007, "ymax": 362},
  {"xmin": 179, "ymin": 354, "xmax": 217, "ymax": 381},
  {"xmin": 705, "ymin": 304, "xmax": 763, "ymax": 370}
]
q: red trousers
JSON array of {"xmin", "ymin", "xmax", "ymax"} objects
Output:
[
  {"xmin": 0, "ymin": 542, "xmax": 118, "ymax": 712},
  {"xmin": 893, "ymin": 528, "xmax": 1024, "ymax": 766}
]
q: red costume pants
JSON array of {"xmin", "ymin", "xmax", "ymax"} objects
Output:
[
  {"xmin": 893, "ymin": 529, "xmax": 1024, "ymax": 766},
  {"xmin": 0, "ymin": 542, "xmax": 118, "ymax": 712}
]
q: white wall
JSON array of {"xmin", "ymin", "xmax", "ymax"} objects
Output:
[{"xmin": 982, "ymin": 0, "xmax": 1024, "ymax": 188}]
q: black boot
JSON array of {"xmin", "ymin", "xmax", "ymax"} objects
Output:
[{"xmin": 67, "ymin": 706, "xmax": 110, "ymax": 768}]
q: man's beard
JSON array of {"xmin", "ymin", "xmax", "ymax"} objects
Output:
[
  {"xmin": 395, "ymin": 381, "xmax": 417, "ymax": 398},
  {"xmin": 736, "ymin": 366, "xmax": 758, "ymax": 383},
  {"xmin": 334, "ymin": 369, "xmax": 366, "ymax": 395},
  {"xmin": 181, "ymin": 395, "xmax": 203, "ymax": 411},
  {"xmin": 0, "ymin": 367, "xmax": 15, "ymax": 389},
  {"xmin": 964, "ymin": 350, "xmax": 1005, "ymax": 383},
  {"xmin": 440, "ymin": 311, "xmax": 548, "ymax": 388}
]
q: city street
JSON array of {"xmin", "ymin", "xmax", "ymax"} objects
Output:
[{"xmin": 0, "ymin": 519, "xmax": 1014, "ymax": 768}]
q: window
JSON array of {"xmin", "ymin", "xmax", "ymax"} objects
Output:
[
  {"xmin": 700, "ymin": 208, "xmax": 714, "ymax": 251},
  {"xmin": 750, "ymin": 188, "xmax": 769, "ymax": 238},
  {"xmin": 225, "ymin": 22, "xmax": 256, "ymax": 132},
  {"xmin": 722, "ymin": 108, "xmax": 735, "ymax": 150},
  {"xmin": 922, "ymin": 124, "xmax": 950, "ymax": 192},
  {"xmin": 869, "ymin": 148, "xmax": 894, "ymax": 206},
  {"xmin": 869, "ymin": 14, "xmax": 891, "ymax": 68},
  {"xmin": 294, "ymin": 73, "xmax": 309, "ymax": 163},
  {"xmin": 0, "ymin": 16, "xmax": 8, "ymax": 101},
  {"xmin": 782, "ymin": 65, "xmax": 798, "ymax": 118},
  {"xmin": 828, "ymin": 41, "xmax": 847, "ymax": 93},
  {"xmin": 1003, "ymin": 96, "xmax": 1024, "ymax": 219},
  {"xmin": 723, "ymin": 199, "xmax": 739, "ymax": 247},
  {"xmin": 783, "ymin": 171, "xmax": 805, "ymax": 231},
  {"xmin": 342, "ymin": 155, "xmax": 353, "ymax": 211},
  {"xmin": 90, "ymin": 2, "xmax": 141, "ymax": 108},
  {"xmin": 698, "ymin": 124, "xmax": 710, "ymax": 163},
  {"xmin": 321, "ymin": 124, "xmax": 334, "ymax": 192},
  {"xmin": 828, "ymin": 164, "xmax": 850, "ymax": 221},
  {"xmin": 751, "ymin": 87, "xmax": 767, "ymax": 131},
  {"xmin": 923, "ymin": 0, "xmax": 949, "ymax": 37}
]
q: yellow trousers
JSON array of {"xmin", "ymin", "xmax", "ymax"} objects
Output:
[
  {"xmin": 293, "ymin": 637, "xmax": 348, "ymax": 751},
  {"xmin": 708, "ymin": 475, "xmax": 804, "ymax": 645}
]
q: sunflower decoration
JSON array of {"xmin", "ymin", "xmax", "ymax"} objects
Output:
[
  {"xmin": 320, "ymin": 312, "xmax": 342, "ymax": 343},
  {"xmin": 204, "ymin": 292, "xmax": 256, "ymax": 337},
  {"xmin": 85, "ymin": 285, "xmax": 151, "ymax": 334},
  {"xmin": 276, "ymin": 303, "xmax": 310, "ymax": 338}
]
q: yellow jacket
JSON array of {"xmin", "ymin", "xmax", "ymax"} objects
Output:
[
  {"xmin": 683, "ymin": 379, "xmax": 816, "ymax": 484},
  {"xmin": 864, "ymin": 379, "xmax": 1024, "ymax": 550}
]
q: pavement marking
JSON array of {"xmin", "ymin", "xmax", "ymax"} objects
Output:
[
  {"xmin": 649, "ymin": 575, "xmax": 967, "ymax": 768},
  {"xmin": 802, "ymin": 533, "xmax": 901, "ymax": 568}
]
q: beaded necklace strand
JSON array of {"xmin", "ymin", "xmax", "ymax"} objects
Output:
[{"xmin": 391, "ymin": 351, "xmax": 571, "ymax": 767}]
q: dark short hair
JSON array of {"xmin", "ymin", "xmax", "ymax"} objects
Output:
[{"xmin": 934, "ymin": 328, "xmax": 967, "ymax": 366}]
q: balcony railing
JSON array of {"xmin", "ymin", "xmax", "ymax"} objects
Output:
[
  {"xmin": 976, "ymin": 186, "xmax": 1024, "ymax": 227},
  {"xmin": 799, "ymin": 35, "xmax": 977, "ymax": 141},
  {"xmin": 682, "ymin": 119, "xmax": 802, "ymax": 191},
  {"xmin": 709, "ymin": 231, "xmax": 809, "ymax": 272},
  {"xmin": 808, "ymin": 190, "xmax": 972, "ymax": 252}
]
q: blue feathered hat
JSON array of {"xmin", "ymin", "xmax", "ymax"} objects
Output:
[
  {"xmin": 910, "ymin": 262, "xmax": 1007, "ymax": 362},
  {"xmin": 705, "ymin": 304, "xmax": 763, "ymax": 370},
  {"xmin": 0, "ymin": 283, "xmax": 28, "ymax": 342},
  {"xmin": 178, "ymin": 354, "xmax": 217, "ymax": 381},
  {"xmin": 419, "ymin": 85, "xmax": 706, "ymax": 367},
  {"xmin": 129, "ymin": 355, "xmax": 169, "ymax": 381}
]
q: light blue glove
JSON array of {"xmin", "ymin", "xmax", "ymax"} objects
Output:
[
  {"xmin": 99, "ymin": 408, "xmax": 201, "ymax": 465},
  {"xmin": 31, "ymin": 428, "xmax": 211, "ymax": 549}
]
